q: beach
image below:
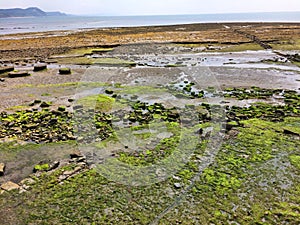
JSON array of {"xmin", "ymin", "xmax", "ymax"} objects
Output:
[{"xmin": 0, "ymin": 22, "xmax": 300, "ymax": 224}]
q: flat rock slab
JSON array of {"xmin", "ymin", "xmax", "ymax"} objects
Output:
[
  {"xmin": 8, "ymin": 71, "xmax": 30, "ymax": 78},
  {"xmin": 1, "ymin": 181, "xmax": 19, "ymax": 191},
  {"xmin": 0, "ymin": 163, "xmax": 5, "ymax": 176}
]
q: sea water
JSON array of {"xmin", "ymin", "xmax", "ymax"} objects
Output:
[{"xmin": 0, "ymin": 11, "xmax": 299, "ymax": 35}]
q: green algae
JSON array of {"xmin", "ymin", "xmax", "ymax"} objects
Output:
[
  {"xmin": 16, "ymin": 81, "xmax": 107, "ymax": 89},
  {"xmin": 77, "ymin": 94, "xmax": 115, "ymax": 112},
  {"xmin": 117, "ymin": 122, "xmax": 181, "ymax": 166},
  {"xmin": 0, "ymin": 85, "xmax": 300, "ymax": 225},
  {"xmin": 270, "ymin": 39, "xmax": 300, "ymax": 51},
  {"xmin": 290, "ymin": 155, "xmax": 300, "ymax": 170},
  {"xmin": 175, "ymin": 43, "xmax": 263, "ymax": 52},
  {"xmin": 218, "ymin": 43, "xmax": 263, "ymax": 52},
  {"xmin": 33, "ymin": 163, "xmax": 50, "ymax": 172},
  {"xmin": 57, "ymin": 57, "xmax": 136, "ymax": 67},
  {"xmin": 64, "ymin": 47, "xmax": 114, "ymax": 56}
]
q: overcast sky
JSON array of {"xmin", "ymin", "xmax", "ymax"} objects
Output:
[{"xmin": 0, "ymin": 0, "xmax": 299, "ymax": 16}]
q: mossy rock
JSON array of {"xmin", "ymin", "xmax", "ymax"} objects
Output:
[
  {"xmin": 33, "ymin": 163, "xmax": 50, "ymax": 172},
  {"xmin": 40, "ymin": 101, "xmax": 52, "ymax": 108},
  {"xmin": 57, "ymin": 106, "xmax": 66, "ymax": 112},
  {"xmin": 33, "ymin": 64, "xmax": 47, "ymax": 72},
  {"xmin": 8, "ymin": 71, "xmax": 30, "ymax": 78},
  {"xmin": 59, "ymin": 68, "xmax": 71, "ymax": 75}
]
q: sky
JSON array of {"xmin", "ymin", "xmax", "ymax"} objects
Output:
[{"xmin": 0, "ymin": 0, "xmax": 299, "ymax": 16}]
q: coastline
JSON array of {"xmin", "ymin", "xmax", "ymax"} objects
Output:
[
  {"xmin": 0, "ymin": 20, "xmax": 300, "ymax": 224},
  {"xmin": 1, "ymin": 22, "xmax": 300, "ymax": 59}
]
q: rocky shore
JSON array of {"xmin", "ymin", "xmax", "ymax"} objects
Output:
[{"xmin": 0, "ymin": 22, "xmax": 299, "ymax": 224}]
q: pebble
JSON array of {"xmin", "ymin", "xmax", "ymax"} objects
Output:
[{"xmin": 174, "ymin": 183, "xmax": 182, "ymax": 189}]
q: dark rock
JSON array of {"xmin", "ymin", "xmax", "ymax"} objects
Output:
[
  {"xmin": 0, "ymin": 78, "xmax": 5, "ymax": 82},
  {"xmin": 283, "ymin": 129, "xmax": 299, "ymax": 136},
  {"xmin": 33, "ymin": 64, "xmax": 47, "ymax": 72},
  {"xmin": 8, "ymin": 71, "xmax": 30, "ymax": 78},
  {"xmin": 105, "ymin": 89, "xmax": 114, "ymax": 95},
  {"xmin": 58, "ymin": 106, "xmax": 66, "ymax": 112},
  {"xmin": 59, "ymin": 68, "xmax": 71, "ymax": 75},
  {"xmin": 195, "ymin": 128, "xmax": 203, "ymax": 135},
  {"xmin": 40, "ymin": 101, "xmax": 51, "ymax": 108},
  {"xmin": 0, "ymin": 66, "xmax": 14, "ymax": 74},
  {"xmin": 225, "ymin": 122, "xmax": 240, "ymax": 132},
  {"xmin": 33, "ymin": 99, "xmax": 42, "ymax": 104},
  {"xmin": 0, "ymin": 163, "xmax": 5, "ymax": 176}
]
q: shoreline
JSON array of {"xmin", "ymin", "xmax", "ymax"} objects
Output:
[
  {"xmin": 0, "ymin": 19, "xmax": 300, "ymax": 225},
  {"xmin": 1, "ymin": 22, "xmax": 299, "ymax": 59}
]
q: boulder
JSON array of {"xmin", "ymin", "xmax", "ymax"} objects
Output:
[
  {"xmin": 1, "ymin": 181, "xmax": 19, "ymax": 191},
  {"xmin": 59, "ymin": 68, "xmax": 71, "ymax": 75},
  {"xmin": 0, "ymin": 163, "xmax": 5, "ymax": 176},
  {"xmin": 33, "ymin": 64, "xmax": 47, "ymax": 72}
]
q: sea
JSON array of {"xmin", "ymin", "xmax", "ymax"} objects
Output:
[{"xmin": 0, "ymin": 11, "xmax": 299, "ymax": 35}]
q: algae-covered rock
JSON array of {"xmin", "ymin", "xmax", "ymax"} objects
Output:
[
  {"xmin": 59, "ymin": 68, "xmax": 71, "ymax": 75},
  {"xmin": 40, "ymin": 101, "xmax": 52, "ymax": 108},
  {"xmin": 33, "ymin": 64, "xmax": 47, "ymax": 72},
  {"xmin": 8, "ymin": 71, "xmax": 30, "ymax": 78},
  {"xmin": 33, "ymin": 163, "xmax": 50, "ymax": 173},
  {"xmin": 58, "ymin": 106, "xmax": 66, "ymax": 112}
]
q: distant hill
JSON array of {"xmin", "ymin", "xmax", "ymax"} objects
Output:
[{"xmin": 0, "ymin": 7, "xmax": 66, "ymax": 18}]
